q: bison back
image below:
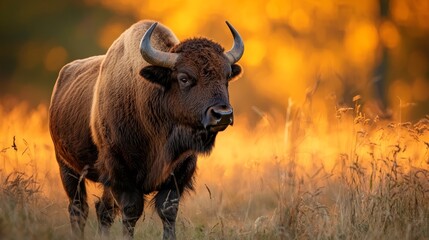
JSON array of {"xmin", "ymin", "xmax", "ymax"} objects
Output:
[{"xmin": 49, "ymin": 55, "xmax": 104, "ymax": 178}]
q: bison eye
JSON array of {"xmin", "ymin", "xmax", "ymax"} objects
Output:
[
  {"xmin": 180, "ymin": 76, "xmax": 188, "ymax": 83},
  {"xmin": 177, "ymin": 73, "xmax": 193, "ymax": 88}
]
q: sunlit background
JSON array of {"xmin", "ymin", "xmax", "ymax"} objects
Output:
[
  {"xmin": 1, "ymin": 1, "xmax": 429, "ymax": 238},
  {"xmin": 1, "ymin": 0, "xmax": 428, "ymax": 120}
]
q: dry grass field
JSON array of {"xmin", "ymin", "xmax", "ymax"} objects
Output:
[{"xmin": 1, "ymin": 98, "xmax": 429, "ymax": 240}]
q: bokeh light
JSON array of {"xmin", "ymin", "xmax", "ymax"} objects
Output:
[{"xmin": 1, "ymin": 0, "xmax": 428, "ymax": 121}]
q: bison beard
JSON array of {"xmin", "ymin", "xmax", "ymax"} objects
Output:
[
  {"xmin": 49, "ymin": 20, "xmax": 243, "ymax": 240},
  {"xmin": 167, "ymin": 125, "xmax": 218, "ymax": 158},
  {"xmin": 97, "ymin": 126, "xmax": 216, "ymax": 191}
]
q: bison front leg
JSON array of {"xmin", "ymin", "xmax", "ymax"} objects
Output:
[
  {"xmin": 155, "ymin": 188, "xmax": 180, "ymax": 240},
  {"xmin": 95, "ymin": 187, "xmax": 118, "ymax": 237},
  {"xmin": 111, "ymin": 188, "xmax": 144, "ymax": 239},
  {"xmin": 155, "ymin": 155, "xmax": 197, "ymax": 240}
]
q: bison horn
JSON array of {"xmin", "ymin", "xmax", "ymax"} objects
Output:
[
  {"xmin": 140, "ymin": 22, "xmax": 179, "ymax": 68},
  {"xmin": 224, "ymin": 21, "xmax": 244, "ymax": 64}
]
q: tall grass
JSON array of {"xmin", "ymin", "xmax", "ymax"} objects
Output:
[{"xmin": 1, "ymin": 99, "xmax": 429, "ymax": 239}]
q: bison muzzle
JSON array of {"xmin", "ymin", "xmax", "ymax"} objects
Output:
[{"xmin": 48, "ymin": 20, "xmax": 244, "ymax": 239}]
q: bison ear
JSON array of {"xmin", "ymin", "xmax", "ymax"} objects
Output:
[
  {"xmin": 229, "ymin": 64, "xmax": 243, "ymax": 82},
  {"xmin": 140, "ymin": 66, "xmax": 172, "ymax": 87}
]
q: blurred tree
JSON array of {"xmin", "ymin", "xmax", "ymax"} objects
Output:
[
  {"xmin": 0, "ymin": 0, "xmax": 135, "ymax": 103},
  {"xmin": 386, "ymin": 0, "xmax": 429, "ymax": 119}
]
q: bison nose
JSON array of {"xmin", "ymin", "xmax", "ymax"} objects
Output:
[{"xmin": 203, "ymin": 105, "xmax": 234, "ymax": 132}]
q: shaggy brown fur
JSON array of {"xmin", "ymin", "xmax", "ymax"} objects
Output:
[{"xmin": 49, "ymin": 20, "xmax": 243, "ymax": 239}]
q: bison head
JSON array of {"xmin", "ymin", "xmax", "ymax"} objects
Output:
[{"xmin": 139, "ymin": 22, "xmax": 244, "ymax": 134}]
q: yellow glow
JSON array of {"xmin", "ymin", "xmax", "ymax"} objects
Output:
[
  {"xmin": 98, "ymin": 22, "xmax": 128, "ymax": 50},
  {"xmin": 380, "ymin": 21, "xmax": 400, "ymax": 49},
  {"xmin": 233, "ymin": 2, "xmax": 269, "ymax": 34},
  {"xmin": 243, "ymin": 38, "xmax": 266, "ymax": 66},
  {"xmin": 311, "ymin": 0, "xmax": 336, "ymax": 16},
  {"xmin": 415, "ymin": 0, "xmax": 429, "ymax": 29},
  {"xmin": 289, "ymin": 9, "xmax": 311, "ymax": 33},
  {"xmin": 408, "ymin": 51, "xmax": 428, "ymax": 77},
  {"xmin": 266, "ymin": 0, "xmax": 283, "ymax": 20},
  {"xmin": 265, "ymin": 0, "xmax": 294, "ymax": 21},
  {"xmin": 389, "ymin": 79, "xmax": 412, "ymax": 104},
  {"xmin": 391, "ymin": 0, "xmax": 410, "ymax": 23},
  {"xmin": 263, "ymin": 46, "xmax": 306, "ymax": 103},
  {"xmin": 0, "ymin": 103, "xmax": 54, "ymax": 175},
  {"xmin": 412, "ymin": 78, "xmax": 429, "ymax": 101},
  {"xmin": 144, "ymin": 0, "xmax": 182, "ymax": 16},
  {"xmin": 163, "ymin": 11, "xmax": 200, "ymax": 38},
  {"xmin": 345, "ymin": 21, "xmax": 378, "ymax": 64},
  {"xmin": 44, "ymin": 46, "xmax": 68, "ymax": 72},
  {"xmin": 317, "ymin": 50, "xmax": 341, "ymax": 76},
  {"xmin": 79, "ymin": 0, "xmax": 397, "ymax": 112}
]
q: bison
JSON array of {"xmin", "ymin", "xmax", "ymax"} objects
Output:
[{"xmin": 48, "ymin": 20, "xmax": 244, "ymax": 239}]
